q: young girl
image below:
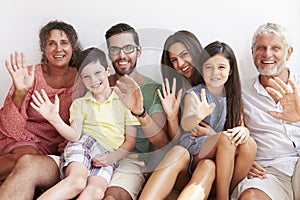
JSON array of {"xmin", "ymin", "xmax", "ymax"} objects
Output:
[
  {"xmin": 140, "ymin": 31, "xmax": 216, "ymax": 200},
  {"xmin": 180, "ymin": 41, "xmax": 257, "ymax": 200},
  {"xmin": 30, "ymin": 47, "xmax": 139, "ymax": 200}
]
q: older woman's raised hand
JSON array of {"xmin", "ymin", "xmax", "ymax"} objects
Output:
[
  {"xmin": 5, "ymin": 52, "xmax": 35, "ymax": 92},
  {"xmin": 266, "ymin": 77, "xmax": 300, "ymax": 122},
  {"xmin": 157, "ymin": 78, "xmax": 182, "ymax": 120}
]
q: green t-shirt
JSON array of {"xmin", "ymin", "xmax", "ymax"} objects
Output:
[{"xmin": 132, "ymin": 78, "xmax": 164, "ymax": 167}]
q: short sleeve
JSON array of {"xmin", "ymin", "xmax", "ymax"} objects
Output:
[{"xmin": 69, "ymin": 99, "xmax": 84, "ymax": 123}]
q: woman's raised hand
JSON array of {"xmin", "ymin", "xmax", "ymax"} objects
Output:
[
  {"xmin": 5, "ymin": 52, "xmax": 35, "ymax": 92},
  {"xmin": 157, "ymin": 78, "xmax": 182, "ymax": 120}
]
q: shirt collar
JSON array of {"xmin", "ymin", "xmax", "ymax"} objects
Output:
[
  {"xmin": 81, "ymin": 88, "xmax": 118, "ymax": 103},
  {"xmin": 254, "ymin": 68, "xmax": 293, "ymax": 96}
]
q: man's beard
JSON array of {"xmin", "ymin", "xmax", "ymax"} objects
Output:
[
  {"xmin": 112, "ymin": 62, "xmax": 136, "ymax": 76},
  {"xmin": 257, "ymin": 60, "xmax": 287, "ymax": 76}
]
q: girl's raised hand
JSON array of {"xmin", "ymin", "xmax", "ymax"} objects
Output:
[
  {"xmin": 191, "ymin": 89, "xmax": 215, "ymax": 120},
  {"xmin": 30, "ymin": 89, "xmax": 60, "ymax": 122},
  {"xmin": 5, "ymin": 52, "xmax": 35, "ymax": 92},
  {"xmin": 157, "ymin": 78, "xmax": 182, "ymax": 120},
  {"xmin": 181, "ymin": 88, "xmax": 215, "ymax": 131}
]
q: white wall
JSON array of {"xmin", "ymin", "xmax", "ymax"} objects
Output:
[{"xmin": 1, "ymin": 0, "xmax": 300, "ymax": 106}]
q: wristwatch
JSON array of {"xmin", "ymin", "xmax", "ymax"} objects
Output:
[{"xmin": 131, "ymin": 107, "xmax": 147, "ymax": 118}]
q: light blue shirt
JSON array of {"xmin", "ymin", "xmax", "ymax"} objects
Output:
[
  {"xmin": 179, "ymin": 83, "xmax": 227, "ymax": 155},
  {"xmin": 242, "ymin": 69, "xmax": 300, "ymax": 176}
]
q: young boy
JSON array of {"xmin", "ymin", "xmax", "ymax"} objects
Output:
[{"xmin": 30, "ymin": 47, "xmax": 139, "ymax": 200}]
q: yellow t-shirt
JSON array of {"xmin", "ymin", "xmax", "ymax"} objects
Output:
[{"xmin": 70, "ymin": 90, "xmax": 139, "ymax": 152}]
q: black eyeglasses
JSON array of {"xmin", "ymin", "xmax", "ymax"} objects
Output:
[{"xmin": 109, "ymin": 44, "xmax": 138, "ymax": 55}]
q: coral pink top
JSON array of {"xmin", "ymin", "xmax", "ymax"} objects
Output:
[{"xmin": 0, "ymin": 64, "xmax": 85, "ymax": 155}]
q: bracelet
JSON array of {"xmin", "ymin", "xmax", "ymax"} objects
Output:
[{"xmin": 131, "ymin": 107, "xmax": 147, "ymax": 118}]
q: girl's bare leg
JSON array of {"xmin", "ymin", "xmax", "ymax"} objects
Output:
[
  {"xmin": 230, "ymin": 137, "xmax": 256, "ymax": 193},
  {"xmin": 178, "ymin": 159, "xmax": 215, "ymax": 200},
  {"xmin": 139, "ymin": 146, "xmax": 190, "ymax": 200},
  {"xmin": 197, "ymin": 133, "xmax": 235, "ymax": 200},
  {"xmin": 215, "ymin": 134, "xmax": 235, "ymax": 200}
]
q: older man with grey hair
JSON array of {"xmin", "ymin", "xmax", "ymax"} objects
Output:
[{"xmin": 232, "ymin": 22, "xmax": 300, "ymax": 200}]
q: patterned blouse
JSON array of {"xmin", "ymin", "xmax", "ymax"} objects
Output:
[{"xmin": 0, "ymin": 64, "xmax": 85, "ymax": 155}]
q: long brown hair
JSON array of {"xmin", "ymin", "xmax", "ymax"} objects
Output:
[
  {"xmin": 161, "ymin": 30, "xmax": 203, "ymax": 92},
  {"xmin": 198, "ymin": 41, "xmax": 243, "ymax": 129}
]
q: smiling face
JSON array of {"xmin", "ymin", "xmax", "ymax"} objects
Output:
[
  {"xmin": 168, "ymin": 42, "xmax": 194, "ymax": 79},
  {"xmin": 44, "ymin": 29, "xmax": 73, "ymax": 68},
  {"xmin": 108, "ymin": 32, "xmax": 141, "ymax": 76},
  {"xmin": 252, "ymin": 33, "xmax": 292, "ymax": 76},
  {"xmin": 81, "ymin": 61, "xmax": 110, "ymax": 96},
  {"xmin": 202, "ymin": 54, "xmax": 231, "ymax": 96}
]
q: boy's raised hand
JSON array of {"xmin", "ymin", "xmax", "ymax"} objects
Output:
[{"xmin": 30, "ymin": 89, "xmax": 60, "ymax": 122}]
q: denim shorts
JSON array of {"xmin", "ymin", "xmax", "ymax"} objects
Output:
[{"xmin": 179, "ymin": 133, "xmax": 209, "ymax": 155}]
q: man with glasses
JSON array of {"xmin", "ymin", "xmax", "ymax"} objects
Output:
[
  {"xmin": 108, "ymin": 43, "xmax": 139, "ymax": 86},
  {"xmin": 99, "ymin": 23, "xmax": 170, "ymax": 200},
  {"xmin": 109, "ymin": 44, "xmax": 137, "ymax": 56}
]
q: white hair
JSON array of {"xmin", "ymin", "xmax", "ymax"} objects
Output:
[{"xmin": 251, "ymin": 23, "xmax": 292, "ymax": 49}]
